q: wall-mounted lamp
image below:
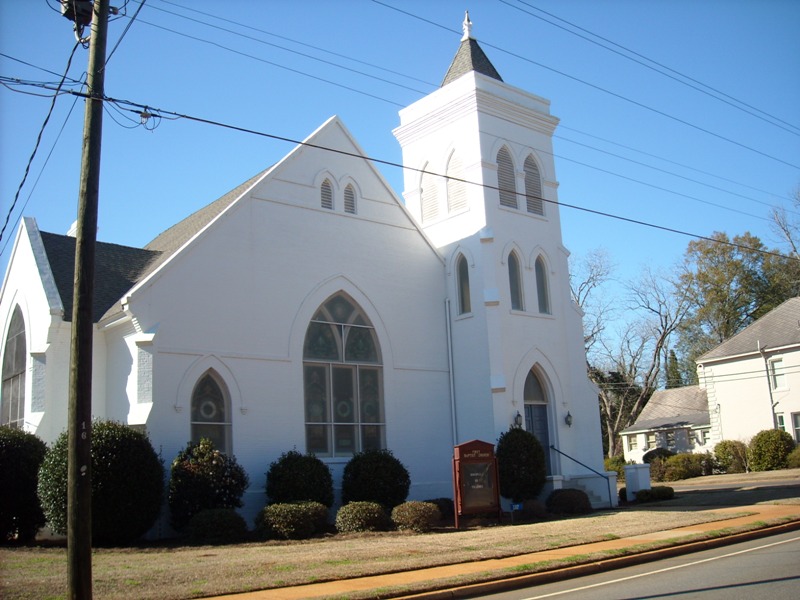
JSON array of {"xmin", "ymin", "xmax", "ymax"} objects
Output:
[
  {"xmin": 513, "ymin": 411, "xmax": 523, "ymax": 428},
  {"xmin": 564, "ymin": 411, "xmax": 573, "ymax": 427}
]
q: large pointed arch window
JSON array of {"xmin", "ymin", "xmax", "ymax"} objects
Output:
[
  {"xmin": 303, "ymin": 294, "xmax": 384, "ymax": 457},
  {"xmin": 535, "ymin": 256, "xmax": 551, "ymax": 314},
  {"xmin": 456, "ymin": 254, "xmax": 471, "ymax": 315},
  {"xmin": 497, "ymin": 146, "xmax": 517, "ymax": 209},
  {"xmin": 446, "ymin": 152, "xmax": 467, "ymax": 213},
  {"xmin": 1, "ymin": 306, "xmax": 26, "ymax": 429},
  {"xmin": 191, "ymin": 371, "xmax": 232, "ymax": 455},
  {"xmin": 524, "ymin": 155, "xmax": 544, "ymax": 215},
  {"xmin": 508, "ymin": 251, "xmax": 523, "ymax": 311},
  {"xmin": 523, "ymin": 368, "xmax": 551, "ymax": 474}
]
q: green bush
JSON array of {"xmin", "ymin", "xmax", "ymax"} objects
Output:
[
  {"xmin": 255, "ymin": 501, "xmax": 329, "ymax": 540},
  {"xmin": 496, "ymin": 427, "xmax": 546, "ymax": 503},
  {"xmin": 662, "ymin": 453, "xmax": 707, "ymax": 481},
  {"xmin": 0, "ymin": 427, "xmax": 47, "ymax": 543},
  {"xmin": 168, "ymin": 438, "xmax": 249, "ymax": 531},
  {"xmin": 714, "ymin": 440, "xmax": 749, "ymax": 473},
  {"xmin": 335, "ymin": 501, "xmax": 390, "ymax": 533},
  {"xmin": 604, "ymin": 454, "xmax": 629, "ymax": 483},
  {"xmin": 391, "ymin": 501, "xmax": 441, "ymax": 533},
  {"xmin": 749, "ymin": 429, "xmax": 796, "ymax": 471},
  {"xmin": 341, "ymin": 449, "xmax": 410, "ymax": 509},
  {"xmin": 545, "ymin": 488, "xmax": 592, "ymax": 515},
  {"xmin": 642, "ymin": 447, "xmax": 675, "ymax": 463},
  {"xmin": 265, "ymin": 450, "xmax": 333, "ymax": 507},
  {"xmin": 635, "ymin": 485, "xmax": 674, "ymax": 503},
  {"xmin": 618, "ymin": 486, "xmax": 627, "ymax": 504},
  {"xmin": 648, "ymin": 457, "xmax": 670, "ymax": 482},
  {"xmin": 786, "ymin": 445, "xmax": 800, "ymax": 468},
  {"xmin": 424, "ymin": 497, "xmax": 454, "ymax": 521},
  {"xmin": 185, "ymin": 508, "xmax": 247, "ymax": 545},
  {"xmin": 37, "ymin": 421, "xmax": 164, "ymax": 546}
]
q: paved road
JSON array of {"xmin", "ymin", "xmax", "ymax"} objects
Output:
[{"xmin": 480, "ymin": 530, "xmax": 800, "ymax": 600}]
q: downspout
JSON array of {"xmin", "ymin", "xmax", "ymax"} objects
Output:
[
  {"xmin": 757, "ymin": 341, "xmax": 779, "ymax": 429},
  {"xmin": 445, "ymin": 298, "xmax": 458, "ymax": 445}
]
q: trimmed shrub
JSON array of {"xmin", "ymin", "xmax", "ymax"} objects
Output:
[
  {"xmin": 749, "ymin": 429, "xmax": 796, "ymax": 471},
  {"xmin": 648, "ymin": 457, "xmax": 670, "ymax": 482},
  {"xmin": 618, "ymin": 486, "xmax": 627, "ymax": 504},
  {"xmin": 642, "ymin": 447, "xmax": 675, "ymax": 463},
  {"xmin": 424, "ymin": 497, "xmax": 454, "ymax": 521},
  {"xmin": 604, "ymin": 454, "xmax": 629, "ymax": 483},
  {"xmin": 335, "ymin": 501, "xmax": 390, "ymax": 533},
  {"xmin": 714, "ymin": 440, "xmax": 749, "ymax": 473},
  {"xmin": 787, "ymin": 445, "xmax": 800, "ymax": 469},
  {"xmin": 168, "ymin": 439, "xmax": 249, "ymax": 531},
  {"xmin": 37, "ymin": 421, "xmax": 164, "ymax": 546},
  {"xmin": 341, "ymin": 449, "xmax": 410, "ymax": 509},
  {"xmin": 255, "ymin": 501, "xmax": 329, "ymax": 540},
  {"xmin": 496, "ymin": 427, "xmax": 546, "ymax": 503},
  {"xmin": 265, "ymin": 450, "xmax": 333, "ymax": 507},
  {"xmin": 185, "ymin": 508, "xmax": 247, "ymax": 545},
  {"xmin": 545, "ymin": 488, "xmax": 592, "ymax": 515},
  {"xmin": 0, "ymin": 427, "xmax": 47, "ymax": 543},
  {"xmin": 662, "ymin": 453, "xmax": 707, "ymax": 481},
  {"xmin": 391, "ymin": 501, "xmax": 441, "ymax": 533},
  {"xmin": 636, "ymin": 485, "xmax": 674, "ymax": 503}
]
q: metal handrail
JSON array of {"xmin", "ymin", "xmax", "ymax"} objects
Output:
[{"xmin": 550, "ymin": 444, "xmax": 613, "ymax": 508}]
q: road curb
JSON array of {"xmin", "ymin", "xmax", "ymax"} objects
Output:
[{"xmin": 400, "ymin": 519, "xmax": 800, "ymax": 599}]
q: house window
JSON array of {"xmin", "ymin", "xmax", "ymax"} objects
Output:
[
  {"xmin": 303, "ymin": 294, "xmax": 384, "ymax": 457},
  {"xmin": 523, "ymin": 368, "xmax": 551, "ymax": 474},
  {"xmin": 446, "ymin": 152, "xmax": 467, "ymax": 213},
  {"xmin": 508, "ymin": 251, "xmax": 523, "ymax": 311},
  {"xmin": 628, "ymin": 435, "xmax": 638, "ymax": 451},
  {"xmin": 535, "ymin": 256, "xmax": 550, "ymax": 314},
  {"xmin": 1, "ymin": 306, "xmax": 26, "ymax": 429},
  {"xmin": 793, "ymin": 413, "xmax": 800, "ymax": 443},
  {"xmin": 524, "ymin": 155, "xmax": 543, "ymax": 215},
  {"xmin": 701, "ymin": 429, "xmax": 710, "ymax": 446},
  {"xmin": 646, "ymin": 433, "xmax": 656, "ymax": 449},
  {"xmin": 777, "ymin": 414, "xmax": 785, "ymax": 431},
  {"xmin": 769, "ymin": 358, "xmax": 786, "ymax": 390},
  {"xmin": 321, "ymin": 179, "xmax": 333, "ymax": 210},
  {"xmin": 497, "ymin": 146, "xmax": 517, "ymax": 209},
  {"xmin": 344, "ymin": 184, "xmax": 356, "ymax": 214},
  {"xmin": 666, "ymin": 430, "xmax": 676, "ymax": 449},
  {"xmin": 421, "ymin": 166, "xmax": 439, "ymax": 223},
  {"xmin": 457, "ymin": 254, "xmax": 471, "ymax": 315},
  {"xmin": 191, "ymin": 371, "xmax": 232, "ymax": 455}
]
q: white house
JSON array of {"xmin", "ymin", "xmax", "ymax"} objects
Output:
[{"xmin": 0, "ymin": 16, "xmax": 613, "ymax": 530}]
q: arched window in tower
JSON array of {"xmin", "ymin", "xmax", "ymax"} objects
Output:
[
  {"xmin": 535, "ymin": 256, "xmax": 551, "ymax": 314},
  {"xmin": 303, "ymin": 294, "xmax": 384, "ymax": 457},
  {"xmin": 524, "ymin": 155, "xmax": 544, "ymax": 215},
  {"xmin": 321, "ymin": 179, "xmax": 333, "ymax": 210},
  {"xmin": 420, "ymin": 167, "xmax": 439, "ymax": 223},
  {"xmin": 191, "ymin": 371, "xmax": 232, "ymax": 455},
  {"xmin": 344, "ymin": 184, "xmax": 356, "ymax": 214},
  {"xmin": 523, "ymin": 368, "xmax": 551, "ymax": 474},
  {"xmin": 457, "ymin": 254, "xmax": 471, "ymax": 315},
  {"xmin": 508, "ymin": 251, "xmax": 523, "ymax": 311},
  {"xmin": 446, "ymin": 152, "xmax": 467, "ymax": 213},
  {"xmin": 497, "ymin": 146, "xmax": 517, "ymax": 209},
  {"xmin": 1, "ymin": 306, "xmax": 26, "ymax": 429}
]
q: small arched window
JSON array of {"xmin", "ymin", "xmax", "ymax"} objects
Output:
[
  {"xmin": 303, "ymin": 294, "xmax": 384, "ymax": 457},
  {"xmin": 191, "ymin": 371, "xmax": 232, "ymax": 455},
  {"xmin": 524, "ymin": 155, "xmax": 543, "ymax": 215},
  {"xmin": 321, "ymin": 179, "xmax": 333, "ymax": 210},
  {"xmin": 421, "ymin": 166, "xmax": 439, "ymax": 223},
  {"xmin": 446, "ymin": 152, "xmax": 467, "ymax": 213},
  {"xmin": 508, "ymin": 252, "xmax": 523, "ymax": 311},
  {"xmin": 457, "ymin": 254, "xmax": 471, "ymax": 315},
  {"xmin": 1, "ymin": 306, "xmax": 26, "ymax": 429},
  {"xmin": 344, "ymin": 184, "xmax": 356, "ymax": 214},
  {"xmin": 497, "ymin": 147, "xmax": 517, "ymax": 209},
  {"xmin": 535, "ymin": 256, "xmax": 550, "ymax": 314}
]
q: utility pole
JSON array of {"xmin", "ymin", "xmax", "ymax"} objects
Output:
[{"xmin": 63, "ymin": 1, "xmax": 110, "ymax": 598}]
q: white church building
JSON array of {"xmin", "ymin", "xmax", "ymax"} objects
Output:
[{"xmin": 0, "ymin": 17, "xmax": 614, "ymax": 525}]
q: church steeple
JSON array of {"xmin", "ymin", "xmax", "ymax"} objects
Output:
[{"xmin": 441, "ymin": 11, "xmax": 503, "ymax": 86}]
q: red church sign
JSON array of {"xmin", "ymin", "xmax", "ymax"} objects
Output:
[{"xmin": 452, "ymin": 440, "xmax": 501, "ymax": 528}]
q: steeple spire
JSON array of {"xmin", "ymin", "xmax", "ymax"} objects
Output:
[
  {"xmin": 441, "ymin": 12, "xmax": 503, "ymax": 87},
  {"xmin": 461, "ymin": 10, "xmax": 472, "ymax": 41}
]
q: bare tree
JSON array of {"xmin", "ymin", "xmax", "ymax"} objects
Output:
[
  {"xmin": 569, "ymin": 248, "xmax": 615, "ymax": 357},
  {"xmin": 770, "ymin": 186, "xmax": 800, "ymax": 257}
]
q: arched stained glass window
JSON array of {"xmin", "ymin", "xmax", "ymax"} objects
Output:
[
  {"xmin": 535, "ymin": 256, "xmax": 551, "ymax": 314},
  {"xmin": 191, "ymin": 371, "xmax": 231, "ymax": 455},
  {"xmin": 524, "ymin": 155, "xmax": 543, "ymax": 215},
  {"xmin": 497, "ymin": 147, "xmax": 517, "ymax": 209},
  {"xmin": 1, "ymin": 306, "xmax": 26, "ymax": 429},
  {"xmin": 457, "ymin": 254, "xmax": 471, "ymax": 315},
  {"xmin": 303, "ymin": 294, "xmax": 384, "ymax": 457},
  {"xmin": 508, "ymin": 252, "xmax": 523, "ymax": 311}
]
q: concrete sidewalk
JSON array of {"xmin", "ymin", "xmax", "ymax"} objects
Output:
[{"xmin": 208, "ymin": 503, "xmax": 800, "ymax": 600}]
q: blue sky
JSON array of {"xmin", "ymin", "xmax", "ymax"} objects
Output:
[{"xmin": 1, "ymin": 0, "xmax": 799, "ymax": 293}]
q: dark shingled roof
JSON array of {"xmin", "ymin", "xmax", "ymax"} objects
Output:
[
  {"xmin": 698, "ymin": 297, "xmax": 800, "ymax": 362},
  {"xmin": 620, "ymin": 386, "xmax": 709, "ymax": 434},
  {"xmin": 441, "ymin": 37, "xmax": 503, "ymax": 87},
  {"xmin": 39, "ymin": 232, "xmax": 161, "ymax": 323}
]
